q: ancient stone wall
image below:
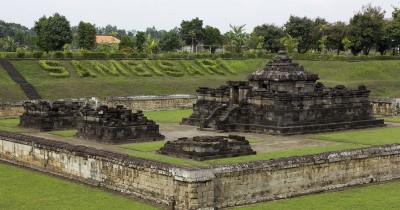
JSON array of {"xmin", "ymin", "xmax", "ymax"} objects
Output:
[
  {"xmin": 0, "ymin": 102, "xmax": 23, "ymax": 118},
  {"xmin": 2, "ymin": 130, "xmax": 400, "ymax": 209},
  {"xmin": 106, "ymin": 95, "xmax": 197, "ymax": 111},
  {"xmin": 371, "ymin": 98, "xmax": 400, "ymax": 116}
]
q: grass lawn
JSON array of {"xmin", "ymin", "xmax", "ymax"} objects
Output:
[
  {"xmin": 0, "ymin": 118, "xmax": 30, "ymax": 133},
  {"xmin": 144, "ymin": 109, "xmax": 192, "ymax": 123},
  {"xmin": 0, "ymin": 163, "xmax": 158, "ymax": 210},
  {"xmin": 310, "ymin": 127, "xmax": 400, "ymax": 146},
  {"xmin": 235, "ymin": 181, "xmax": 400, "ymax": 210},
  {"xmin": 121, "ymin": 140, "xmax": 166, "ymax": 152},
  {"xmin": 380, "ymin": 116, "xmax": 400, "ymax": 123},
  {"xmin": 47, "ymin": 129, "xmax": 77, "ymax": 137}
]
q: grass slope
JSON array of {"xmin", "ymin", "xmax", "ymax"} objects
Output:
[
  {"xmin": 0, "ymin": 118, "xmax": 30, "ymax": 133},
  {"xmin": 0, "ymin": 66, "xmax": 27, "ymax": 101},
  {"xmin": 8, "ymin": 59, "xmax": 265, "ymax": 100},
  {"xmin": 144, "ymin": 109, "xmax": 192, "ymax": 123},
  {"xmin": 0, "ymin": 163, "xmax": 158, "ymax": 210}
]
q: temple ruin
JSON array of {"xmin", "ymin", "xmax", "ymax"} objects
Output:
[
  {"xmin": 19, "ymin": 100, "xmax": 82, "ymax": 131},
  {"xmin": 76, "ymin": 105, "xmax": 164, "ymax": 144},
  {"xmin": 158, "ymin": 135, "xmax": 256, "ymax": 160},
  {"xmin": 182, "ymin": 50, "xmax": 384, "ymax": 134}
]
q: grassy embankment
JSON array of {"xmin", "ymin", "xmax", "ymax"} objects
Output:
[{"xmin": 2, "ymin": 59, "xmax": 400, "ymax": 101}]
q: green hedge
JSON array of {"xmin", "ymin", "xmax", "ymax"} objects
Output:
[
  {"xmin": 38, "ymin": 60, "xmax": 69, "ymax": 78},
  {"xmin": 71, "ymin": 60, "xmax": 96, "ymax": 77},
  {"xmin": 121, "ymin": 61, "xmax": 152, "ymax": 77},
  {"xmin": 156, "ymin": 60, "xmax": 184, "ymax": 77}
]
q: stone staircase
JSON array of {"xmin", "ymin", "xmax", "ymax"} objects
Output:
[
  {"xmin": 0, "ymin": 58, "xmax": 41, "ymax": 100},
  {"xmin": 203, "ymin": 104, "xmax": 239, "ymax": 130}
]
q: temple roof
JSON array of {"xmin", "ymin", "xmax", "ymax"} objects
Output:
[{"xmin": 248, "ymin": 49, "xmax": 319, "ymax": 82}]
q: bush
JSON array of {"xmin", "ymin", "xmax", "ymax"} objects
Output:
[
  {"xmin": 33, "ymin": 51, "xmax": 44, "ymax": 59},
  {"xmin": 81, "ymin": 52, "xmax": 108, "ymax": 59},
  {"xmin": 195, "ymin": 59, "xmax": 225, "ymax": 75},
  {"xmin": 109, "ymin": 60, "xmax": 129, "ymax": 76},
  {"xmin": 38, "ymin": 60, "xmax": 69, "ymax": 78},
  {"xmin": 180, "ymin": 60, "xmax": 204, "ymax": 75},
  {"xmin": 216, "ymin": 58, "xmax": 235, "ymax": 74},
  {"xmin": 65, "ymin": 52, "xmax": 73, "ymax": 59},
  {"xmin": 71, "ymin": 60, "xmax": 96, "ymax": 77},
  {"xmin": 156, "ymin": 60, "xmax": 184, "ymax": 77},
  {"xmin": 108, "ymin": 53, "xmax": 126, "ymax": 59},
  {"xmin": 89, "ymin": 61, "xmax": 119, "ymax": 76},
  {"xmin": 16, "ymin": 52, "xmax": 25, "ymax": 58},
  {"xmin": 121, "ymin": 61, "xmax": 152, "ymax": 77},
  {"xmin": 143, "ymin": 60, "xmax": 163, "ymax": 76},
  {"xmin": 53, "ymin": 51, "xmax": 65, "ymax": 59}
]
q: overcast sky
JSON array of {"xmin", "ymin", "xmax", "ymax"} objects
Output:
[{"xmin": 1, "ymin": 0, "xmax": 399, "ymax": 33}]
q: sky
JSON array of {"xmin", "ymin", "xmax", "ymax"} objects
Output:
[{"xmin": 1, "ymin": 0, "xmax": 399, "ymax": 33}]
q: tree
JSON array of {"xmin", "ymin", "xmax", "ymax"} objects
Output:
[
  {"xmin": 145, "ymin": 26, "xmax": 166, "ymax": 39},
  {"xmin": 180, "ymin": 17, "xmax": 204, "ymax": 49},
  {"xmin": 252, "ymin": 24, "xmax": 284, "ymax": 53},
  {"xmin": 224, "ymin": 24, "xmax": 248, "ymax": 53},
  {"xmin": 119, "ymin": 35, "xmax": 134, "ymax": 51},
  {"xmin": 135, "ymin": 31, "xmax": 146, "ymax": 52},
  {"xmin": 280, "ymin": 34, "xmax": 299, "ymax": 53},
  {"xmin": 348, "ymin": 4, "xmax": 385, "ymax": 55},
  {"xmin": 246, "ymin": 33, "xmax": 264, "ymax": 51},
  {"xmin": 387, "ymin": 6, "xmax": 400, "ymax": 55},
  {"xmin": 143, "ymin": 34, "xmax": 160, "ymax": 54},
  {"xmin": 34, "ymin": 16, "xmax": 49, "ymax": 52},
  {"xmin": 77, "ymin": 21, "xmax": 96, "ymax": 50},
  {"xmin": 203, "ymin": 25, "xmax": 223, "ymax": 53},
  {"xmin": 376, "ymin": 20, "xmax": 391, "ymax": 55},
  {"xmin": 284, "ymin": 15, "xmax": 314, "ymax": 53},
  {"xmin": 159, "ymin": 28, "xmax": 181, "ymax": 52},
  {"xmin": 34, "ymin": 13, "xmax": 72, "ymax": 52},
  {"xmin": 325, "ymin": 22, "xmax": 348, "ymax": 54},
  {"xmin": 0, "ymin": 36, "xmax": 17, "ymax": 52},
  {"xmin": 310, "ymin": 17, "xmax": 328, "ymax": 51}
]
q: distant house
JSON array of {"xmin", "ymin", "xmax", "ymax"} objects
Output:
[{"xmin": 95, "ymin": 36, "xmax": 120, "ymax": 44}]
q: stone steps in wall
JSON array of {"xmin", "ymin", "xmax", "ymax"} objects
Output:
[{"xmin": 0, "ymin": 59, "xmax": 42, "ymax": 100}]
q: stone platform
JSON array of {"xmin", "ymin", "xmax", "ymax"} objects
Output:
[
  {"xmin": 76, "ymin": 105, "xmax": 164, "ymax": 144},
  {"xmin": 158, "ymin": 135, "xmax": 256, "ymax": 160}
]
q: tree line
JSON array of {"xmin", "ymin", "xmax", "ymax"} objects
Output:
[{"xmin": 0, "ymin": 4, "xmax": 399, "ymax": 56}]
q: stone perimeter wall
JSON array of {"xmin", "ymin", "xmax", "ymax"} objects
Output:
[
  {"xmin": 0, "ymin": 95, "xmax": 197, "ymax": 118},
  {"xmin": 1, "ymin": 130, "xmax": 400, "ymax": 209}
]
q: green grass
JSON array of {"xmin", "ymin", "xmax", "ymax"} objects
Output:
[
  {"xmin": 121, "ymin": 141, "xmax": 166, "ymax": 152},
  {"xmin": 205, "ymin": 143, "xmax": 363, "ymax": 165},
  {"xmin": 380, "ymin": 116, "xmax": 400, "ymax": 123},
  {"xmin": 0, "ymin": 163, "xmax": 158, "ymax": 210},
  {"xmin": 0, "ymin": 66, "xmax": 27, "ymax": 101},
  {"xmin": 144, "ymin": 109, "xmax": 192, "ymax": 123},
  {"xmin": 7, "ymin": 59, "xmax": 266, "ymax": 101},
  {"xmin": 47, "ymin": 129, "xmax": 77, "ymax": 137},
  {"xmin": 235, "ymin": 180, "xmax": 400, "ymax": 210},
  {"xmin": 310, "ymin": 127, "xmax": 400, "ymax": 146},
  {"xmin": 0, "ymin": 118, "xmax": 30, "ymax": 133}
]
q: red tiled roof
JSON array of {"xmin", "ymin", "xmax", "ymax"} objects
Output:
[{"xmin": 96, "ymin": 36, "xmax": 120, "ymax": 44}]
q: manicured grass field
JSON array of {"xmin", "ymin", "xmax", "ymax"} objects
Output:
[
  {"xmin": 47, "ymin": 129, "xmax": 77, "ymax": 137},
  {"xmin": 121, "ymin": 140, "xmax": 166, "ymax": 152},
  {"xmin": 235, "ymin": 180, "xmax": 400, "ymax": 210},
  {"xmin": 0, "ymin": 163, "xmax": 158, "ymax": 210},
  {"xmin": 0, "ymin": 118, "xmax": 30, "ymax": 133},
  {"xmin": 144, "ymin": 109, "xmax": 192, "ymax": 123},
  {"xmin": 310, "ymin": 127, "xmax": 400, "ymax": 145},
  {"xmin": 3, "ymin": 59, "xmax": 400, "ymax": 101},
  {"xmin": 381, "ymin": 116, "xmax": 400, "ymax": 123}
]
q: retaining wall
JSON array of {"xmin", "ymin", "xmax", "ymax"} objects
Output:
[
  {"xmin": 0, "ymin": 102, "xmax": 23, "ymax": 118},
  {"xmin": 105, "ymin": 95, "xmax": 196, "ymax": 111},
  {"xmin": 1, "ymin": 130, "xmax": 400, "ymax": 209}
]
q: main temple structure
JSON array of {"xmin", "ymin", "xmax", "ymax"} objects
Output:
[{"xmin": 182, "ymin": 50, "xmax": 384, "ymax": 134}]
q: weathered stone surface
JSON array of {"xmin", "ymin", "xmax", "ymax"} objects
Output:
[
  {"xmin": 158, "ymin": 135, "xmax": 256, "ymax": 160},
  {"xmin": 19, "ymin": 100, "xmax": 83, "ymax": 131},
  {"xmin": 182, "ymin": 50, "xmax": 385, "ymax": 134},
  {"xmin": 76, "ymin": 105, "xmax": 164, "ymax": 144},
  {"xmin": 2, "ymin": 130, "xmax": 400, "ymax": 209}
]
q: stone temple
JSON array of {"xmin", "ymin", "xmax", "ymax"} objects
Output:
[
  {"xmin": 158, "ymin": 135, "xmax": 256, "ymax": 161},
  {"xmin": 77, "ymin": 105, "xmax": 164, "ymax": 144},
  {"xmin": 20, "ymin": 100, "xmax": 82, "ymax": 131},
  {"xmin": 182, "ymin": 50, "xmax": 384, "ymax": 134}
]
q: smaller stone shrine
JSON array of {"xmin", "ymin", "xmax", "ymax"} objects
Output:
[
  {"xmin": 19, "ymin": 100, "xmax": 82, "ymax": 131},
  {"xmin": 76, "ymin": 105, "xmax": 164, "ymax": 144},
  {"xmin": 157, "ymin": 135, "xmax": 256, "ymax": 161}
]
